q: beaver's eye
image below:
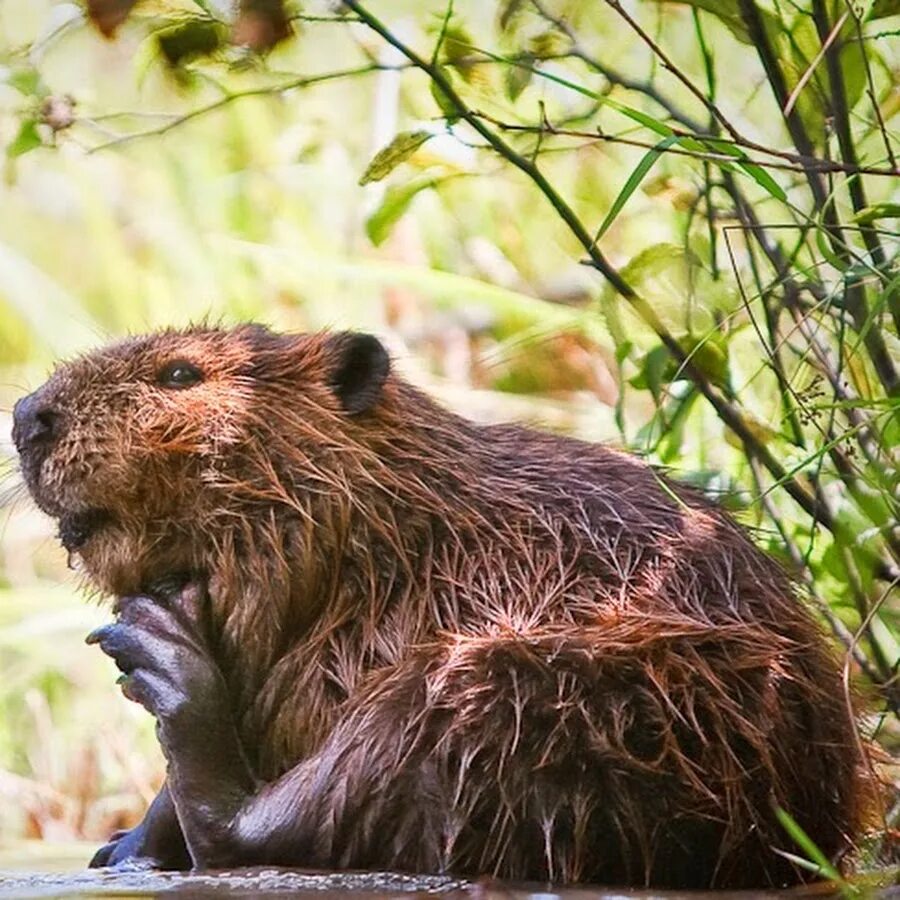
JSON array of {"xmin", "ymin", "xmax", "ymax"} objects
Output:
[{"xmin": 157, "ymin": 360, "xmax": 203, "ymax": 389}]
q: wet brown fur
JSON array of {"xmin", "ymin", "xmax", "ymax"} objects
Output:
[{"xmin": 22, "ymin": 324, "xmax": 868, "ymax": 888}]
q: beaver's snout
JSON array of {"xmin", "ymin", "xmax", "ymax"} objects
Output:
[
  {"xmin": 12, "ymin": 389, "xmax": 61, "ymax": 452},
  {"xmin": 13, "ymin": 388, "xmax": 64, "ymax": 503}
]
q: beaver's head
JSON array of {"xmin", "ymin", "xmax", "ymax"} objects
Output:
[{"xmin": 13, "ymin": 324, "xmax": 391, "ymax": 596}]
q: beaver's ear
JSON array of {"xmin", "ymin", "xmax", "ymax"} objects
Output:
[{"xmin": 327, "ymin": 333, "xmax": 390, "ymax": 415}]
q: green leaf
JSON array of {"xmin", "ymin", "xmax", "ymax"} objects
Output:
[
  {"xmin": 430, "ymin": 71, "xmax": 460, "ymax": 122},
  {"xmin": 604, "ymin": 97, "xmax": 674, "ymax": 137},
  {"xmin": 735, "ymin": 160, "xmax": 786, "ymax": 201},
  {"xmin": 774, "ymin": 808, "xmax": 851, "ymax": 890},
  {"xmin": 458, "ymin": 44, "xmax": 675, "ymax": 137},
  {"xmin": 702, "ymin": 138, "xmax": 786, "ymax": 200},
  {"xmin": 365, "ymin": 176, "xmax": 442, "ymax": 246},
  {"xmin": 629, "ymin": 344, "xmax": 673, "ymax": 401},
  {"xmin": 358, "ymin": 131, "xmax": 434, "ymax": 186},
  {"xmin": 5, "ymin": 67, "xmax": 48, "ymax": 99},
  {"xmin": 6, "ymin": 119, "xmax": 42, "ymax": 159},
  {"xmin": 679, "ymin": 334, "xmax": 730, "ymax": 388},
  {"xmin": 777, "ymin": 13, "xmax": 867, "ymax": 145},
  {"xmin": 595, "ymin": 135, "xmax": 680, "ymax": 243},
  {"xmin": 852, "ymin": 203, "xmax": 900, "ymax": 224},
  {"xmin": 498, "ymin": 0, "xmax": 526, "ymax": 31},
  {"xmin": 505, "ymin": 54, "xmax": 533, "ymax": 101},
  {"xmin": 191, "ymin": 0, "xmax": 221, "ymax": 15},
  {"xmin": 815, "ymin": 222, "xmax": 850, "ymax": 272},
  {"xmin": 440, "ymin": 24, "xmax": 478, "ymax": 83},
  {"xmin": 527, "ymin": 30, "xmax": 567, "ymax": 58}
]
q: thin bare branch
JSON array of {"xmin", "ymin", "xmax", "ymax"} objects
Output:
[{"xmin": 85, "ymin": 64, "xmax": 410, "ymax": 154}]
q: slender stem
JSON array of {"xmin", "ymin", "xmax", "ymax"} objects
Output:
[{"xmin": 86, "ymin": 64, "xmax": 409, "ymax": 153}]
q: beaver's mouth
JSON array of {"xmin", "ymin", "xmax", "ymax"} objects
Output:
[{"xmin": 58, "ymin": 509, "xmax": 112, "ymax": 552}]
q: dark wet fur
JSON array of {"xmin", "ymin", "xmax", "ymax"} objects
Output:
[{"xmin": 14, "ymin": 325, "xmax": 872, "ymax": 887}]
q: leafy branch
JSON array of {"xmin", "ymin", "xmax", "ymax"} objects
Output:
[{"xmin": 341, "ymin": 0, "xmax": 899, "ymax": 587}]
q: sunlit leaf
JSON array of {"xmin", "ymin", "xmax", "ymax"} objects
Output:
[
  {"xmin": 679, "ymin": 334, "xmax": 730, "ymax": 388},
  {"xmin": 723, "ymin": 414, "xmax": 781, "ymax": 449},
  {"xmin": 702, "ymin": 138, "xmax": 786, "ymax": 200},
  {"xmin": 6, "ymin": 119, "xmax": 42, "ymax": 159},
  {"xmin": 603, "ymin": 97, "xmax": 674, "ymax": 137},
  {"xmin": 359, "ymin": 131, "xmax": 434, "ymax": 186},
  {"xmin": 735, "ymin": 160, "xmax": 786, "ymax": 201},
  {"xmin": 498, "ymin": 0, "xmax": 526, "ymax": 31},
  {"xmin": 366, "ymin": 176, "xmax": 444, "ymax": 246},
  {"xmin": 5, "ymin": 67, "xmax": 48, "ymax": 99},
  {"xmin": 527, "ymin": 30, "xmax": 567, "ymax": 58},
  {"xmin": 777, "ymin": 12, "xmax": 867, "ymax": 145}
]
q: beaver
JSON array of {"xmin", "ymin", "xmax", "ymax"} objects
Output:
[{"xmin": 12, "ymin": 323, "xmax": 868, "ymax": 888}]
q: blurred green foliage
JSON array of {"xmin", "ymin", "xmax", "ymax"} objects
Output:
[{"xmin": 0, "ymin": 0, "xmax": 897, "ymax": 869}]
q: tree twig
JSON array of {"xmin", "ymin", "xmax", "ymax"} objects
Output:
[
  {"xmin": 85, "ymin": 64, "xmax": 410, "ymax": 153},
  {"xmin": 465, "ymin": 111, "xmax": 900, "ymax": 179}
]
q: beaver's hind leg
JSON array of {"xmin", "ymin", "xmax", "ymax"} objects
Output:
[
  {"xmin": 89, "ymin": 586, "xmax": 861, "ymax": 888},
  {"xmin": 228, "ymin": 624, "xmax": 859, "ymax": 888}
]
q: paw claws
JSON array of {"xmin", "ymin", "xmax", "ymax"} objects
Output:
[{"xmin": 86, "ymin": 624, "xmax": 112, "ymax": 645}]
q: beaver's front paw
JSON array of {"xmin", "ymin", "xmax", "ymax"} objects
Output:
[
  {"xmin": 88, "ymin": 784, "xmax": 190, "ymax": 871},
  {"xmin": 89, "ymin": 823, "xmax": 169, "ymax": 870},
  {"xmin": 87, "ymin": 583, "xmax": 227, "ymax": 731}
]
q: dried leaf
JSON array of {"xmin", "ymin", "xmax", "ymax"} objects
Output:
[
  {"xmin": 157, "ymin": 19, "xmax": 225, "ymax": 67},
  {"xmin": 498, "ymin": 0, "xmax": 526, "ymax": 31},
  {"xmin": 86, "ymin": 0, "xmax": 140, "ymax": 38},
  {"xmin": 234, "ymin": 0, "xmax": 292, "ymax": 52}
]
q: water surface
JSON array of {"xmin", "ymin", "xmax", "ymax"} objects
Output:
[{"xmin": 0, "ymin": 844, "xmax": 892, "ymax": 900}]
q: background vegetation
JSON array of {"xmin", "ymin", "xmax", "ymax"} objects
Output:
[{"xmin": 0, "ymin": 0, "xmax": 897, "ymax": 877}]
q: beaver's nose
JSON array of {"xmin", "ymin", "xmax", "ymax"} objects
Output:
[{"xmin": 12, "ymin": 391, "xmax": 60, "ymax": 451}]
